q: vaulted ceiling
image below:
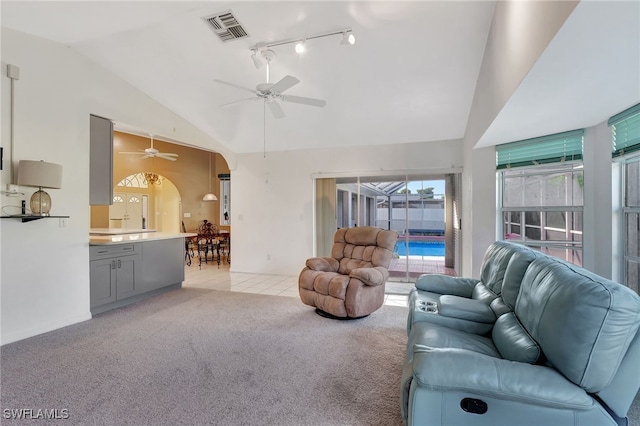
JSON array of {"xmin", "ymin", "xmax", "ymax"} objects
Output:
[{"xmin": 2, "ymin": 1, "xmax": 639, "ymax": 154}]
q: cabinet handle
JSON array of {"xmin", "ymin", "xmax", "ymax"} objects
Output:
[
  {"xmin": 111, "ymin": 260, "xmax": 116, "ymax": 269},
  {"xmin": 118, "ymin": 259, "xmax": 121, "ymax": 268}
]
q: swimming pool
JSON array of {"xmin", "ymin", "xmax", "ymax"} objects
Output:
[{"xmin": 394, "ymin": 241, "xmax": 445, "ymax": 257}]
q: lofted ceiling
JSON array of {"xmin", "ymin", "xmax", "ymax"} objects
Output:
[{"xmin": 2, "ymin": 1, "xmax": 639, "ymax": 155}]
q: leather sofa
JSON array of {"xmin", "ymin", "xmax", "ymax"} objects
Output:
[
  {"xmin": 406, "ymin": 241, "xmax": 536, "ymax": 335},
  {"xmin": 299, "ymin": 226, "xmax": 398, "ymax": 319},
  {"xmin": 401, "ymin": 242, "xmax": 640, "ymax": 426}
]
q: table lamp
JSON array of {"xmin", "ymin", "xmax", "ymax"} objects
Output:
[{"xmin": 17, "ymin": 160, "xmax": 63, "ymax": 216}]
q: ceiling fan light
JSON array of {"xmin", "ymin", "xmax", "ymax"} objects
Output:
[{"xmin": 294, "ymin": 41, "xmax": 305, "ymax": 54}]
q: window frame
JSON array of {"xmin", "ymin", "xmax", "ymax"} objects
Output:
[
  {"xmin": 498, "ymin": 162, "xmax": 584, "ymax": 266},
  {"xmin": 618, "ymin": 153, "xmax": 640, "ymax": 294}
]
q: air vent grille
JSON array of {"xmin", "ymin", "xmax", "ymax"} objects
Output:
[{"xmin": 202, "ymin": 10, "xmax": 250, "ymax": 43}]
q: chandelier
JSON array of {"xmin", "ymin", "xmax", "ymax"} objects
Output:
[{"xmin": 144, "ymin": 172, "xmax": 162, "ymax": 186}]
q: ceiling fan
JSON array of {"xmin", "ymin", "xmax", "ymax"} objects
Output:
[
  {"xmin": 119, "ymin": 135, "xmax": 178, "ymax": 161},
  {"xmin": 213, "ymin": 49, "xmax": 326, "ymax": 119}
]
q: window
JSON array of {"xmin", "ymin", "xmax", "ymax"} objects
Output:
[
  {"xmin": 497, "ymin": 130, "xmax": 584, "ymax": 266},
  {"xmin": 611, "ymin": 103, "xmax": 640, "ymax": 294}
]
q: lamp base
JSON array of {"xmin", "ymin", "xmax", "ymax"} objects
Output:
[{"xmin": 30, "ymin": 188, "xmax": 52, "ymax": 216}]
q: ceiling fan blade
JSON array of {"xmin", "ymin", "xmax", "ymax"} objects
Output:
[
  {"xmin": 281, "ymin": 94, "xmax": 326, "ymax": 107},
  {"xmin": 270, "ymin": 75, "xmax": 299, "ymax": 94},
  {"xmin": 213, "ymin": 79, "xmax": 256, "ymax": 94},
  {"xmin": 140, "ymin": 154, "xmax": 152, "ymax": 160},
  {"xmin": 119, "ymin": 151, "xmax": 145, "ymax": 155},
  {"xmin": 155, "ymin": 154, "xmax": 178, "ymax": 161},
  {"xmin": 220, "ymin": 97, "xmax": 261, "ymax": 108},
  {"xmin": 267, "ymin": 100, "xmax": 285, "ymax": 119}
]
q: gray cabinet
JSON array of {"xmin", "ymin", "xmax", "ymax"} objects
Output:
[
  {"xmin": 139, "ymin": 238, "xmax": 184, "ymax": 293},
  {"xmin": 89, "ymin": 238, "xmax": 185, "ymax": 314},
  {"xmin": 89, "ymin": 114, "xmax": 114, "ymax": 205},
  {"xmin": 90, "ymin": 244, "xmax": 140, "ymax": 310}
]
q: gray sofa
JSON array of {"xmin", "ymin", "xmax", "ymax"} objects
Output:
[{"xmin": 401, "ymin": 241, "xmax": 640, "ymax": 426}]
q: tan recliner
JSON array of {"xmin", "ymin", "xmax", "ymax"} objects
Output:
[{"xmin": 299, "ymin": 226, "xmax": 398, "ymax": 319}]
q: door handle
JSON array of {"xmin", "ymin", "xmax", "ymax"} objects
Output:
[
  {"xmin": 111, "ymin": 260, "xmax": 116, "ymax": 269},
  {"xmin": 117, "ymin": 259, "xmax": 121, "ymax": 268}
]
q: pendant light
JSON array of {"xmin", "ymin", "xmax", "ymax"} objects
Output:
[{"xmin": 202, "ymin": 152, "xmax": 218, "ymax": 201}]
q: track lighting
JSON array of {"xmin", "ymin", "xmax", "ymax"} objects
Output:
[
  {"xmin": 341, "ymin": 31, "xmax": 355, "ymax": 45},
  {"xmin": 249, "ymin": 28, "xmax": 354, "ymax": 63}
]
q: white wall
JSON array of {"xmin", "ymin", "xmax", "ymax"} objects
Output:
[
  {"xmin": 583, "ymin": 121, "xmax": 613, "ymax": 278},
  {"xmin": 461, "ymin": 0, "xmax": 578, "ymax": 276},
  {"xmin": 230, "ymin": 140, "xmax": 463, "ymax": 276},
  {"xmin": 0, "ymin": 28, "xmax": 231, "ymax": 345}
]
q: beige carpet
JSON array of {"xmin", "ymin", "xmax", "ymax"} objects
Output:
[{"xmin": 1, "ymin": 288, "xmax": 408, "ymax": 425}]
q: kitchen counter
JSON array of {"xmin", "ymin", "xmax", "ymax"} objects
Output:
[
  {"xmin": 89, "ymin": 232, "xmax": 195, "ymax": 314},
  {"xmin": 90, "ymin": 228, "xmax": 157, "ymax": 235},
  {"xmin": 90, "ymin": 232, "xmax": 196, "ymax": 245}
]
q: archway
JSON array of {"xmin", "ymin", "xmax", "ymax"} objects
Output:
[{"xmin": 111, "ymin": 172, "xmax": 181, "ymax": 232}]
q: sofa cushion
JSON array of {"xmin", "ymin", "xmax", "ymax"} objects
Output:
[
  {"xmin": 407, "ymin": 322, "xmax": 501, "ymax": 361},
  {"xmin": 478, "ymin": 241, "xmax": 521, "ymax": 295},
  {"xmin": 492, "ymin": 312, "xmax": 541, "ymax": 364},
  {"xmin": 471, "ymin": 283, "xmax": 498, "ymax": 304},
  {"xmin": 500, "ymin": 248, "xmax": 538, "ymax": 309},
  {"xmin": 516, "ymin": 257, "xmax": 640, "ymax": 392},
  {"xmin": 438, "ymin": 295, "xmax": 496, "ymax": 323}
]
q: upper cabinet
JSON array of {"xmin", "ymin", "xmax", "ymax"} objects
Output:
[{"xmin": 90, "ymin": 114, "xmax": 114, "ymax": 205}]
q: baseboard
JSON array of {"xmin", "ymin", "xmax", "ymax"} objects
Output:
[{"xmin": 1, "ymin": 311, "xmax": 92, "ymax": 346}]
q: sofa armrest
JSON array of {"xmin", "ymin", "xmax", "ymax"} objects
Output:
[
  {"xmin": 305, "ymin": 257, "xmax": 339, "ymax": 272},
  {"xmin": 411, "ymin": 346, "xmax": 592, "ymax": 410},
  {"xmin": 414, "ymin": 275, "xmax": 480, "ymax": 298},
  {"xmin": 350, "ymin": 266, "xmax": 389, "ymax": 287}
]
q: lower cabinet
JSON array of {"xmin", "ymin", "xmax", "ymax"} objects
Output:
[
  {"xmin": 90, "ymin": 244, "xmax": 140, "ymax": 309},
  {"xmin": 89, "ymin": 238, "xmax": 185, "ymax": 314}
]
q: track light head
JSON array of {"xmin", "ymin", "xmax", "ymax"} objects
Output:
[{"xmin": 341, "ymin": 31, "xmax": 355, "ymax": 45}]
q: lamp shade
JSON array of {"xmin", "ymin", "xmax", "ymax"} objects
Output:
[
  {"xmin": 202, "ymin": 193, "xmax": 218, "ymax": 201},
  {"xmin": 17, "ymin": 160, "xmax": 63, "ymax": 189}
]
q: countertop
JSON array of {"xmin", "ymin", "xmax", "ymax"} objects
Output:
[
  {"xmin": 90, "ymin": 228, "xmax": 157, "ymax": 235},
  {"xmin": 90, "ymin": 232, "xmax": 197, "ymax": 245}
]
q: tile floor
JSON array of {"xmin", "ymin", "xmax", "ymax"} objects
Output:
[{"xmin": 182, "ymin": 258, "xmax": 411, "ymax": 307}]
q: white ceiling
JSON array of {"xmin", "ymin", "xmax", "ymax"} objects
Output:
[{"xmin": 2, "ymin": 1, "xmax": 639, "ymax": 154}]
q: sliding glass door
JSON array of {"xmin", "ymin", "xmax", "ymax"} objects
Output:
[{"xmin": 318, "ymin": 173, "xmax": 459, "ymax": 283}]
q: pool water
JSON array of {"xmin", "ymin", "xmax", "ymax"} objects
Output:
[{"xmin": 395, "ymin": 241, "xmax": 445, "ymax": 257}]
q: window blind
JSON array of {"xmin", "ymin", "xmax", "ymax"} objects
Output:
[
  {"xmin": 609, "ymin": 103, "xmax": 640, "ymax": 157},
  {"xmin": 495, "ymin": 129, "xmax": 584, "ymax": 170}
]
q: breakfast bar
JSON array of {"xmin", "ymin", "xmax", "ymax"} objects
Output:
[{"xmin": 89, "ymin": 231, "xmax": 196, "ymax": 314}]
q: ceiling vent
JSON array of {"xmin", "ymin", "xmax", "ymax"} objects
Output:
[{"xmin": 202, "ymin": 10, "xmax": 249, "ymax": 43}]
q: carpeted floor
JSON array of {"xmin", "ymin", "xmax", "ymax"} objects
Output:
[
  {"xmin": 2, "ymin": 287, "xmax": 639, "ymax": 426},
  {"xmin": 1, "ymin": 288, "xmax": 408, "ymax": 425}
]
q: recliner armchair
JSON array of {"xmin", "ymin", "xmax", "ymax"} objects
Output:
[{"xmin": 299, "ymin": 226, "xmax": 398, "ymax": 319}]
